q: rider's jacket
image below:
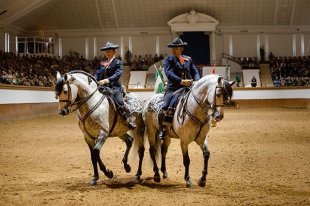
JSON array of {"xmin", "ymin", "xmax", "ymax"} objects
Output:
[
  {"xmin": 163, "ymin": 55, "xmax": 200, "ymax": 92},
  {"xmin": 95, "ymin": 58, "xmax": 123, "ymax": 89}
]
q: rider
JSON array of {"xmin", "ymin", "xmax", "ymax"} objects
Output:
[
  {"xmin": 158, "ymin": 37, "xmax": 200, "ymax": 140},
  {"xmin": 95, "ymin": 41, "xmax": 136, "ymax": 129}
]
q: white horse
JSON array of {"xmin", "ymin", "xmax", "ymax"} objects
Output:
[
  {"xmin": 143, "ymin": 74, "xmax": 234, "ymax": 187},
  {"xmin": 55, "ymin": 70, "xmax": 145, "ymax": 185}
]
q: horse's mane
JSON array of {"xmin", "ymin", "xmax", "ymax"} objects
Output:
[
  {"xmin": 193, "ymin": 74, "xmax": 233, "ymax": 99},
  {"xmin": 69, "ymin": 70, "xmax": 98, "ymax": 84}
]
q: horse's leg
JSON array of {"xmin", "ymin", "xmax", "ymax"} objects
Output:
[
  {"xmin": 181, "ymin": 142, "xmax": 192, "ymax": 188},
  {"xmin": 161, "ymin": 138, "xmax": 171, "ymax": 179},
  {"xmin": 198, "ymin": 136, "xmax": 210, "ymax": 187},
  {"xmin": 88, "ymin": 145, "xmax": 99, "ymax": 185},
  {"xmin": 93, "ymin": 131, "xmax": 113, "ymax": 179},
  {"xmin": 135, "ymin": 144, "xmax": 145, "ymax": 181},
  {"xmin": 148, "ymin": 129, "xmax": 160, "ymax": 182},
  {"xmin": 119, "ymin": 134, "xmax": 133, "ymax": 173}
]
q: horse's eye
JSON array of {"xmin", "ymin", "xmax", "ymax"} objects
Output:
[{"xmin": 64, "ymin": 91, "xmax": 68, "ymax": 94}]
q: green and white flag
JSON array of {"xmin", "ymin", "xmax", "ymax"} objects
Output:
[{"xmin": 154, "ymin": 65, "xmax": 165, "ymax": 94}]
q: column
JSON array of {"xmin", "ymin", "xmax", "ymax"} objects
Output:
[
  {"xmin": 256, "ymin": 34, "xmax": 261, "ymax": 61},
  {"xmin": 85, "ymin": 37, "xmax": 89, "ymax": 59},
  {"xmin": 120, "ymin": 36, "xmax": 124, "ymax": 60},
  {"xmin": 301, "ymin": 34, "xmax": 304, "ymax": 56},
  {"xmin": 93, "ymin": 37, "xmax": 97, "ymax": 58},
  {"xmin": 210, "ymin": 31, "xmax": 216, "ymax": 64},
  {"xmin": 15, "ymin": 36, "xmax": 18, "ymax": 53},
  {"xmin": 128, "ymin": 36, "xmax": 132, "ymax": 52},
  {"xmin": 228, "ymin": 35, "xmax": 233, "ymax": 56},
  {"xmin": 264, "ymin": 34, "xmax": 269, "ymax": 61},
  {"xmin": 156, "ymin": 35, "xmax": 160, "ymax": 55},
  {"xmin": 292, "ymin": 34, "xmax": 296, "ymax": 57},
  {"xmin": 59, "ymin": 38, "xmax": 62, "ymax": 59}
]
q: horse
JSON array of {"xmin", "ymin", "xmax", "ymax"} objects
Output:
[
  {"xmin": 143, "ymin": 74, "xmax": 234, "ymax": 187},
  {"xmin": 55, "ymin": 70, "xmax": 145, "ymax": 185}
]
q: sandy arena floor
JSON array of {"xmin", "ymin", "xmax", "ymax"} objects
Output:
[{"xmin": 0, "ymin": 108, "xmax": 309, "ymax": 206}]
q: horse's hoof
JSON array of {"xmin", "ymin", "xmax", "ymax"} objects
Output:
[
  {"xmin": 198, "ymin": 178, "xmax": 206, "ymax": 187},
  {"xmin": 154, "ymin": 174, "xmax": 161, "ymax": 183},
  {"xmin": 135, "ymin": 174, "xmax": 141, "ymax": 181},
  {"xmin": 124, "ymin": 164, "xmax": 131, "ymax": 173},
  {"xmin": 185, "ymin": 177, "xmax": 192, "ymax": 188},
  {"xmin": 106, "ymin": 170, "xmax": 114, "ymax": 179},
  {"xmin": 89, "ymin": 180, "xmax": 97, "ymax": 186},
  {"xmin": 89, "ymin": 176, "xmax": 99, "ymax": 186},
  {"xmin": 162, "ymin": 171, "xmax": 168, "ymax": 179}
]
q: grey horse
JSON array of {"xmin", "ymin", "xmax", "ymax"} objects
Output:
[
  {"xmin": 143, "ymin": 74, "xmax": 234, "ymax": 187},
  {"xmin": 55, "ymin": 70, "xmax": 145, "ymax": 185}
]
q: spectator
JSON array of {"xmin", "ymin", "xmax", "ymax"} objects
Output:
[
  {"xmin": 235, "ymin": 73, "xmax": 241, "ymax": 87},
  {"xmin": 251, "ymin": 76, "xmax": 257, "ymax": 87}
]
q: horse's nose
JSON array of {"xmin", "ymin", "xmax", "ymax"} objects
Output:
[
  {"xmin": 214, "ymin": 110, "xmax": 224, "ymax": 122},
  {"xmin": 59, "ymin": 108, "xmax": 69, "ymax": 116}
]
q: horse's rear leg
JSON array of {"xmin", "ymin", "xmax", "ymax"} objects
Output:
[
  {"xmin": 135, "ymin": 144, "xmax": 145, "ymax": 181},
  {"xmin": 149, "ymin": 144, "xmax": 160, "ymax": 182},
  {"xmin": 120, "ymin": 134, "xmax": 133, "ymax": 173},
  {"xmin": 181, "ymin": 142, "xmax": 192, "ymax": 188},
  {"xmin": 161, "ymin": 138, "xmax": 171, "ymax": 179},
  {"xmin": 198, "ymin": 137, "xmax": 210, "ymax": 187}
]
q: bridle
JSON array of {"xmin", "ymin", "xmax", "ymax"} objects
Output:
[
  {"xmin": 57, "ymin": 81, "xmax": 98, "ymax": 113},
  {"xmin": 176, "ymin": 81, "xmax": 228, "ymax": 141},
  {"xmin": 56, "ymin": 72, "xmax": 99, "ymax": 113}
]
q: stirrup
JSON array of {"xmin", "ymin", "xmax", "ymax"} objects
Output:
[{"xmin": 158, "ymin": 127, "xmax": 166, "ymax": 140}]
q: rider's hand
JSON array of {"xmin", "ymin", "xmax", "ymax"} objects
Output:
[
  {"xmin": 181, "ymin": 79, "xmax": 193, "ymax": 86},
  {"xmin": 99, "ymin": 79, "xmax": 110, "ymax": 85}
]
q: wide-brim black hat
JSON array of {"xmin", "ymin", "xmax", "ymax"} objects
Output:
[
  {"xmin": 167, "ymin": 37, "xmax": 188, "ymax": 48},
  {"xmin": 100, "ymin": 41, "xmax": 119, "ymax": 51}
]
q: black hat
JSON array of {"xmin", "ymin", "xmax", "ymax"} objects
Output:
[
  {"xmin": 167, "ymin": 37, "xmax": 188, "ymax": 48},
  {"xmin": 100, "ymin": 41, "xmax": 119, "ymax": 51}
]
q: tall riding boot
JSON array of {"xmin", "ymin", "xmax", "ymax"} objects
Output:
[
  {"xmin": 158, "ymin": 110, "xmax": 166, "ymax": 140},
  {"xmin": 119, "ymin": 105, "xmax": 137, "ymax": 130}
]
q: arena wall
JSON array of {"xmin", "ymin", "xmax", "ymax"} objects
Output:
[{"xmin": 1, "ymin": 85, "xmax": 309, "ymax": 121}]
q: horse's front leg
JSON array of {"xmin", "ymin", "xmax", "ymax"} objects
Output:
[
  {"xmin": 198, "ymin": 136, "xmax": 210, "ymax": 187},
  {"xmin": 181, "ymin": 142, "xmax": 192, "ymax": 188},
  {"xmin": 161, "ymin": 138, "xmax": 171, "ymax": 179},
  {"xmin": 88, "ymin": 145, "xmax": 99, "ymax": 185},
  {"xmin": 93, "ymin": 131, "xmax": 114, "ymax": 179},
  {"xmin": 119, "ymin": 134, "xmax": 133, "ymax": 173}
]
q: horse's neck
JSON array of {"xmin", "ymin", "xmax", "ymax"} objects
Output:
[{"xmin": 76, "ymin": 81, "xmax": 105, "ymax": 117}]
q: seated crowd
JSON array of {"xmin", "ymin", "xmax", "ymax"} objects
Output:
[
  {"xmin": 0, "ymin": 51, "xmax": 98, "ymax": 87},
  {"xmin": 0, "ymin": 51, "xmax": 165, "ymax": 87},
  {"xmin": 127, "ymin": 53, "xmax": 165, "ymax": 71},
  {"xmin": 270, "ymin": 56, "xmax": 310, "ymax": 87}
]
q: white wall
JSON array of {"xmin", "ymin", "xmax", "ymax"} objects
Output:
[
  {"xmin": 232, "ymin": 34, "xmax": 257, "ymax": 57},
  {"xmin": 269, "ymin": 34, "xmax": 293, "ymax": 57},
  {"xmin": 242, "ymin": 69, "xmax": 260, "ymax": 87},
  {"xmin": 62, "ymin": 37, "xmax": 85, "ymax": 57},
  {"xmin": 131, "ymin": 35, "xmax": 156, "ymax": 56},
  {"xmin": 0, "ymin": 30, "xmax": 5, "ymax": 51},
  {"xmin": 304, "ymin": 34, "xmax": 310, "ymax": 56},
  {"xmin": 1, "ymin": 88, "xmax": 309, "ymax": 104}
]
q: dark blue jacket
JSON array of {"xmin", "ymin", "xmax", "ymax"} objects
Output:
[
  {"xmin": 95, "ymin": 58, "xmax": 123, "ymax": 88},
  {"xmin": 164, "ymin": 55, "xmax": 200, "ymax": 92}
]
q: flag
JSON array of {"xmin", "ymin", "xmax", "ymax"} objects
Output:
[
  {"xmin": 154, "ymin": 65, "xmax": 165, "ymax": 94},
  {"xmin": 211, "ymin": 64, "xmax": 216, "ymax": 74}
]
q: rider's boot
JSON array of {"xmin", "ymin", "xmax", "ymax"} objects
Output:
[
  {"xmin": 119, "ymin": 105, "xmax": 137, "ymax": 130},
  {"xmin": 158, "ymin": 110, "xmax": 167, "ymax": 140}
]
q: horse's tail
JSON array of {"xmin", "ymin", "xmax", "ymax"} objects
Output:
[{"xmin": 128, "ymin": 113, "xmax": 145, "ymax": 165}]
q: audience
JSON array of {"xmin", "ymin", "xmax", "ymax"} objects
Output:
[{"xmin": 270, "ymin": 56, "xmax": 310, "ymax": 87}]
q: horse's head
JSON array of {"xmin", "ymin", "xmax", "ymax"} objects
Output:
[
  {"xmin": 195, "ymin": 75, "xmax": 234, "ymax": 122},
  {"xmin": 55, "ymin": 71, "xmax": 78, "ymax": 116},
  {"xmin": 210, "ymin": 76, "xmax": 235, "ymax": 122}
]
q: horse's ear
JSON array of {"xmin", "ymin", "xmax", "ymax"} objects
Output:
[
  {"xmin": 63, "ymin": 73, "xmax": 68, "ymax": 81},
  {"xmin": 228, "ymin": 80, "xmax": 235, "ymax": 86},
  {"xmin": 56, "ymin": 71, "xmax": 62, "ymax": 80},
  {"xmin": 64, "ymin": 73, "xmax": 75, "ymax": 82},
  {"xmin": 217, "ymin": 76, "xmax": 223, "ymax": 85}
]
